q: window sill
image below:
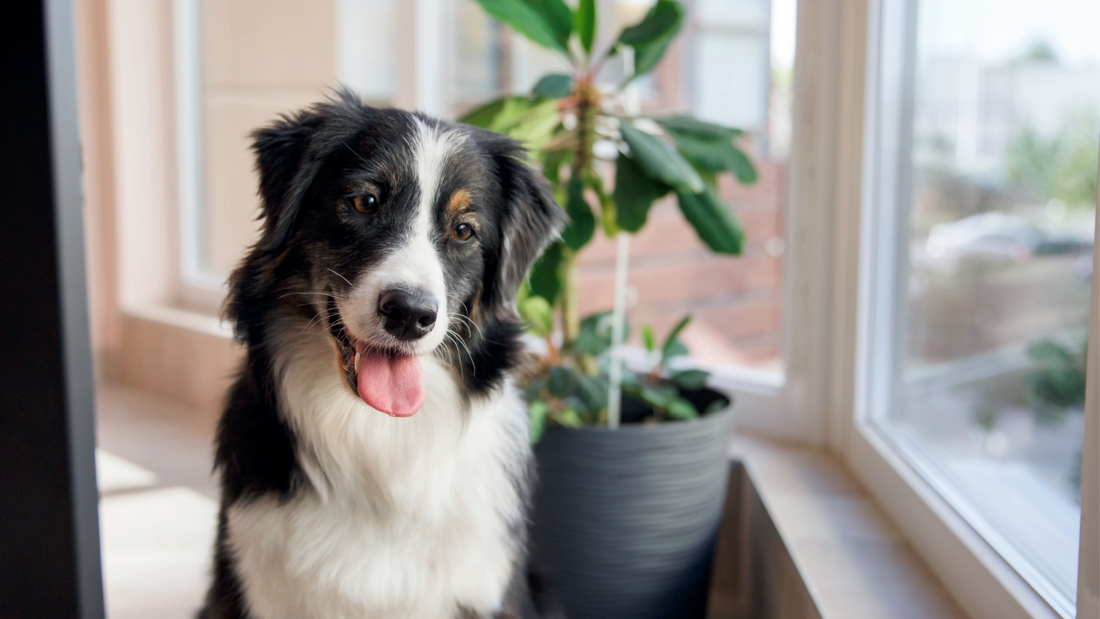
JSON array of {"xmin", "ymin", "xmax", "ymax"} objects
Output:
[
  {"xmin": 711, "ymin": 433, "xmax": 969, "ymax": 619},
  {"xmin": 102, "ymin": 303, "xmax": 241, "ymax": 416}
]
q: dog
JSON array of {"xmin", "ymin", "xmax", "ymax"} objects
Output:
[{"xmin": 199, "ymin": 90, "xmax": 564, "ymax": 619}]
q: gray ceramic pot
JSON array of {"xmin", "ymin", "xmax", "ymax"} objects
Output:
[{"xmin": 529, "ymin": 389, "xmax": 736, "ymax": 619}]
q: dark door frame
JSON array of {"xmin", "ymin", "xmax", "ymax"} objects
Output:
[{"xmin": 0, "ymin": 1, "xmax": 105, "ymax": 618}]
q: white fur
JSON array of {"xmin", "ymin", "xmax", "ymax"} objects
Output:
[
  {"xmin": 338, "ymin": 120, "xmax": 464, "ymax": 356},
  {"xmin": 227, "ymin": 325, "xmax": 530, "ymax": 619}
]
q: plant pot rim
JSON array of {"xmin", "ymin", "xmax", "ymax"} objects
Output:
[{"xmin": 542, "ymin": 398, "xmax": 736, "ymax": 435}]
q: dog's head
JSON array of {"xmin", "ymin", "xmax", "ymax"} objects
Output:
[{"xmin": 227, "ymin": 90, "xmax": 563, "ymax": 416}]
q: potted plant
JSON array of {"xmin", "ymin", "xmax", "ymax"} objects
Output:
[{"xmin": 461, "ymin": 1, "xmax": 756, "ymax": 617}]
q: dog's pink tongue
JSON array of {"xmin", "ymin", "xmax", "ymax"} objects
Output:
[{"xmin": 356, "ymin": 347, "xmax": 425, "ymax": 417}]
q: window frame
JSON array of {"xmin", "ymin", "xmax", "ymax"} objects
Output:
[{"xmin": 830, "ymin": 0, "xmax": 1100, "ymax": 617}]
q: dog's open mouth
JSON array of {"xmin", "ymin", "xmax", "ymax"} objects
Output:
[{"xmin": 327, "ymin": 299, "xmax": 426, "ymax": 418}]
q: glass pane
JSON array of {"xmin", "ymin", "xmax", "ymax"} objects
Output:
[{"xmin": 880, "ymin": 0, "xmax": 1098, "ymax": 612}]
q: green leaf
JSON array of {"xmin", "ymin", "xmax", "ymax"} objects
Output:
[
  {"xmin": 575, "ymin": 311, "xmax": 612, "ymax": 356},
  {"xmin": 666, "ymin": 397, "xmax": 699, "ymax": 419},
  {"xmin": 548, "ymin": 366, "xmax": 576, "ymax": 398},
  {"xmin": 663, "ymin": 339, "xmax": 688, "ymax": 360},
  {"xmin": 524, "ymin": 378, "xmax": 546, "ymax": 402},
  {"xmin": 459, "ymin": 97, "xmax": 509, "ymax": 128},
  {"xmin": 704, "ymin": 398, "xmax": 728, "ymax": 415},
  {"xmin": 518, "ymin": 295, "xmax": 554, "ymax": 336},
  {"xmin": 541, "ymin": 147, "xmax": 574, "ymax": 184},
  {"xmin": 473, "ymin": 0, "xmax": 571, "ymax": 52},
  {"xmin": 505, "ymin": 99, "xmax": 562, "ymax": 150},
  {"xmin": 527, "ymin": 0, "xmax": 574, "ymax": 49},
  {"xmin": 724, "ymin": 145, "xmax": 757, "ymax": 184},
  {"xmin": 614, "ymin": 153, "xmax": 670, "ymax": 232},
  {"xmin": 561, "ymin": 176, "xmax": 596, "ymax": 250},
  {"xmin": 617, "ymin": 0, "xmax": 684, "ymax": 78},
  {"xmin": 676, "ymin": 186, "xmax": 744, "ymax": 255},
  {"xmin": 620, "ymin": 122, "xmax": 704, "ymax": 193},
  {"xmin": 574, "ymin": 0, "xmax": 596, "ymax": 54},
  {"xmin": 664, "ymin": 128, "xmax": 758, "ymax": 185},
  {"xmin": 671, "ymin": 369, "xmax": 709, "ymax": 390},
  {"xmin": 533, "ymin": 73, "xmax": 574, "ymax": 99},
  {"xmin": 461, "ymin": 96, "xmax": 559, "ymax": 146},
  {"xmin": 618, "ymin": 0, "xmax": 682, "ymax": 46},
  {"xmin": 638, "ymin": 384, "xmax": 677, "ymax": 409},
  {"xmin": 575, "ymin": 311, "xmax": 629, "ymax": 356},
  {"xmin": 528, "ymin": 240, "xmax": 564, "ymax": 302},
  {"xmin": 529, "ymin": 400, "xmax": 549, "ymax": 443},
  {"xmin": 662, "ymin": 315, "xmax": 691, "ymax": 359},
  {"xmin": 586, "ymin": 173, "xmax": 618, "ymax": 237},
  {"xmin": 488, "ymin": 97, "xmax": 541, "ymax": 131},
  {"xmin": 575, "ymin": 373, "xmax": 608, "ymax": 412},
  {"xmin": 655, "ymin": 115, "xmax": 742, "ymax": 140},
  {"xmin": 642, "ymin": 325, "xmax": 655, "ymax": 352},
  {"xmin": 574, "ymin": 331, "xmax": 607, "ymax": 356},
  {"xmin": 554, "ymin": 408, "xmax": 584, "ymax": 427}
]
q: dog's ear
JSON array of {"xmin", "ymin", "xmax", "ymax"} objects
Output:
[
  {"xmin": 253, "ymin": 108, "xmax": 325, "ymax": 251},
  {"xmin": 479, "ymin": 133, "xmax": 566, "ymax": 318},
  {"xmin": 250, "ymin": 108, "xmax": 327, "ymax": 252},
  {"xmin": 251, "ymin": 89, "xmax": 369, "ymax": 252}
]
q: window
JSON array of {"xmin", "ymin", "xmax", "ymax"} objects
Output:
[
  {"xmin": 861, "ymin": 0, "xmax": 1098, "ymax": 614},
  {"xmin": 173, "ymin": 0, "xmax": 795, "ymax": 376}
]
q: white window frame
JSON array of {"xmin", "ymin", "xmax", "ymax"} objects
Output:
[{"xmin": 815, "ymin": 0, "xmax": 1100, "ymax": 618}]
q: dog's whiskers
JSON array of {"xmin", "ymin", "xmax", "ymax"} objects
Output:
[
  {"xmin": 457, "ymin": 303, "xmax": 484, "ymax": 339},
  {"xmin": 303, "ymin": 307, "xmax": 344, "ymax": 335},
  {"xmin": 440, "ymin": 332, "xmax": 466, "ymax": 383},
  {"xmin": 444, "ymin": 329, "xmax": 477, "ymax": 378},
  {"xmin": 451, "ymin": 313, "xmax": 483, "ymax": 341},
  {"xmin": 326, "ymin": 269, "xmax": 355, "ymax": 288}
]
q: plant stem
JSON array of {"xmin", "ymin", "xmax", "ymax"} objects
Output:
[
  {"xmin": 560, "ymin": 247, "xmax": 580, "ymax": 351},
  {"xmin": 559, "ymin": 77, "xmax": 599, "ymax": 362}
]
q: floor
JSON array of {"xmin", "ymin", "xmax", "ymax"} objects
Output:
[{"xmin": 95, "ymin": 384, "xmax": 220, "ymax": 619}]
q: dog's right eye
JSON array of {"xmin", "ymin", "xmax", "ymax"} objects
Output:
[{"xmin": 349, "ymin": 194, "xmax": 378, "ymax": 214}]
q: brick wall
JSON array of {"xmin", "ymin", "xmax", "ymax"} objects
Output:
[{"xmin": 575, "ymin": 160, "xmax": 786, "ymax": 369}]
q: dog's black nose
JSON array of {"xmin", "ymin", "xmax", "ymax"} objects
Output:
[{"xmin": 379, "ymin": 289, "xmax": 438, "ymax": 341}]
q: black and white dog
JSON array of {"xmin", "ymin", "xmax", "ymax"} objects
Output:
[{"xmin": 199, "ymin": 90, "xmax": 563, "ymax": 619}]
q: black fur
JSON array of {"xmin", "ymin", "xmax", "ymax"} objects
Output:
[{"xmin": 199, "ymin": 90, "xmax": 563, "ymax": 619}]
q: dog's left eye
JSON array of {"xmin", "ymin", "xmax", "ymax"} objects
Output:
[
  {"xmin": 451, "ymin": 223, "xmax": 475, "ymax": 242},
  {"xmin": 348, "ymin": 194, "xmax": 378, "ymax": 214}
]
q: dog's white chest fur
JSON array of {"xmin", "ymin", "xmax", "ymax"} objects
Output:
[{"xmin": 226, "ymin": 333, "xmax": 529, "ymax": 619}]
